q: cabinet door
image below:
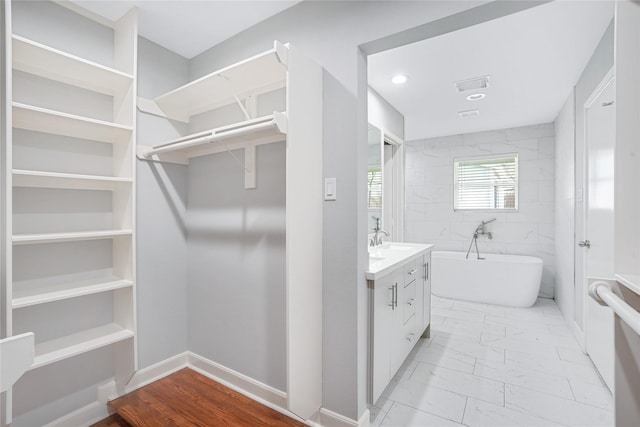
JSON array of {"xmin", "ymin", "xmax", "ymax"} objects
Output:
[
  {"xmin": 390, "ymin": 277, "xmax": 418, "ymax": 375},
  {"xmin": 371, "ymin": 269, "xmax": 402, "ymax": 403}
]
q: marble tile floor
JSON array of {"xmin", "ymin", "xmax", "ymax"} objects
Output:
[{"xmin": 371, "ymin": 296, "xmax": 614, "ymax": 427}]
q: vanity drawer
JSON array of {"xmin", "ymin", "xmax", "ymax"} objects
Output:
[
  {"xmin": 403, "ymin": 280, "xmax": 416, "ymax": 323},
  {"xmin": 402, "ymin": 313, "xmax": 417, "ymax": 351},
  {"xmin": 404, "ymin": 258, "xmax": 419, "ymax": 282}
]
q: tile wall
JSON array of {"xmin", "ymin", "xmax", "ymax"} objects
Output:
[{"xmin": 405, "ymin": 123, "xmax": 555, "ymax": 297}]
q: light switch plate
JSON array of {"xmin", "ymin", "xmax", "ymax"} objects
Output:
[{"xmin": 324, "ymin": 177, "xmax": 337, "ymax": 201}]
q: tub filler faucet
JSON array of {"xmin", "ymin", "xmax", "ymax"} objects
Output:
[{"xmin": 466, "ymin": 218, "xmax": 496, "ymax": 260}]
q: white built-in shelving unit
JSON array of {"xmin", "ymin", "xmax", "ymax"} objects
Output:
[
  {"xmin": 1, "ymin": 1, "xmax": 138, "ymax": 424},
  {"xmin": 137, "ymin": 41, "xmax": 323, "ymax": 420}
]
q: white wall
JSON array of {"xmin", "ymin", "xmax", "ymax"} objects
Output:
[
  {"xmin": 573, "ymin": 20, "xmax": 614, "ymax": 331},
  {"xmin": 554, "ymin": 91, "xmax": 576, "ymax": 322},
  {"xmin": 405, "ymin": 123, "xmax": 556, "ymax": 297},
  {"xmin": 368, "ymin": 87, "xmax": 404, "ymax": 139}
]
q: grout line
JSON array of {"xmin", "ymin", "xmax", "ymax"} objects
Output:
[
  {"xmin": 461, "ymin": 397, "xmax": 469, "ymax": 424},
  {"xmin": 567, "ymin": 377, "xmax": 577, "ymax": 401}
]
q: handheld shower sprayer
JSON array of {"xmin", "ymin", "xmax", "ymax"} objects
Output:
[
  {"xmin": 466, "ymin": 218, "xmax": 497, "ymax": 259},
  {"xmin": 482, "ymin": 218, "xmax": 497, "ymax": 226}
]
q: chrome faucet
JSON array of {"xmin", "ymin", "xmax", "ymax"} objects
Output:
[
  {"xmin": 466, "ymin": 218, "xmax": 496, "ymax": 259},
  {"xmin": 474, "ymin": 217, "xmax": 496, "ymax": 239},
  {"xmin": 370, "ymin": 230, "xmax": 390, "ymax": 247}
]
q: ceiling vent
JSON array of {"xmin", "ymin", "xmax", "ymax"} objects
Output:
[
  {"xmin": 459, "ymin": 109, "xmax": 480, "ymax": 118},
  {"xmin": 454, "ymin": 75, "xmax": 491, "ymax": 93}
]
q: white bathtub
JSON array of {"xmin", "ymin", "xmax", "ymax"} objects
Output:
[{"xmin": 431, "ymin": 251, "xmax": 543, "ymax": 307}]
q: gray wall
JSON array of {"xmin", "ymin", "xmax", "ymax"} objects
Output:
[
  {"xmin": 405, "ymin": 123, "xmax": 556, "ymax": 297},
  {"xmin": 573, "ymin": 20, "xmax": 614, "ymax": 331},
  {"xmin": 185, "ymin": 143, "xmax": 287, "ymax": 390},
  {"xmin": 136, "ymin": 37, "xmax": 190, "ymax": 369},
  {"xmin": 322, "ymin": 72, "xmax": 360, "ymax": 415}
]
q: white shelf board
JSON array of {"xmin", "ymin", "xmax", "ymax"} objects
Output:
[
  {"xmin": 139, "ymin": 112, "xmax": 287, "ymax": 163},
  {"xmin": 154, "ymin": 41, "xmax": 287, "ymax": 122},
  {"xmin": 12, "ymin": 34, "xmax": 133, "ymax": 96},
  {"xmin": 13, "ymin": 102, "xmax": 133, "ymax": 144},
  {"xmin": 616, "ymin": 273, "xmax": 640, "ymax": 296},
  {"xmin": 13, "ymin": 169, "xmax": 132, "ymax": 190},
  {"xmin": 13, "ymin": 229, "xmax": 133, "ymax": 245},
  {"xmin": 13, "ymin": 277, "xmax": 133, "ymax": 309},
  {"xmin": 31, "ymin": 323, "xmax": 134, "ymax": 370}
]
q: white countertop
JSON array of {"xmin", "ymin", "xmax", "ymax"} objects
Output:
[{"xmin": 366, "ymin": 242, "xmax": 433, "ymax": 281}]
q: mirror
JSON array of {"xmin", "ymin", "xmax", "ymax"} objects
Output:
[{"xmin": 368, "ymin": 124, "xmax": 383, "ymax": 233}]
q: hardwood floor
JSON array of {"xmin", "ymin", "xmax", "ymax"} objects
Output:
[{"xmin": 93, "ymin": 368, "xmax": 306, "ymax": 427}]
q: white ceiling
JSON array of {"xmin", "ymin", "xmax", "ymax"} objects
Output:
[
  {"xmin": 71, "ymin": 0, "xmax": 302, "ymax": 59},
  {"xmin": 368, "ymin": 1, "xmax": 615, "ymax": 141}
]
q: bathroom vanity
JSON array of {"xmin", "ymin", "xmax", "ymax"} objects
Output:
[{"xmin": 366, "ymin": 242, "xmax": 433, "ymax": 404}]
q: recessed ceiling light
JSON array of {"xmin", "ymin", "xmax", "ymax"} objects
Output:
[
  {"xmin": 467, "ymin": 93, "xmax": 486, "ymax": 101},
  {"xmin": 391, "ymin": 74, "xmax": 408, "ymax": 85},
  {"xmin": 459, "ymin": 109, "xmax": 480, "ymax": 118}
]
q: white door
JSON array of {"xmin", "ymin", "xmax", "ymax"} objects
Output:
[{"xmin": 584, "ymin": 74, "xmax": 615, "ymax": 391}]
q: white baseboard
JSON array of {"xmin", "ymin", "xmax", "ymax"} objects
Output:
[
  {"xmin": 98, "ymin": 351, "xmax": 189, "ymax": 403},
  {"xmin": 312, "ymin": 408, "xmax": 370, "ymax": 427},
  {"xmin": 44, "ymin": 402, "xmax": 110, "ymax": 427},
  {"xmin": 46, "ymin": 351, "xmax": 364, "ymax": 427}
]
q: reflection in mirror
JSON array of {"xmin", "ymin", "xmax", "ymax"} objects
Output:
[{"xmin": 368, "ymin": 124, "xmax": 382, "ymax": 233}]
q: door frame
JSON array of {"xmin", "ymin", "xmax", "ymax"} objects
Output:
[
  {"xmin": 580, "ymin": 67, "xmax": 614, "ymax": 350},
  {"xmin": 381, "ymin": 128, "xmax": 404, "ymax": 242}
]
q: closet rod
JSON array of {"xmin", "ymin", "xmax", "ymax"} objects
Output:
[{"xmin": 142, "ymin": 114, "xmax": 285, "ymax": 159}]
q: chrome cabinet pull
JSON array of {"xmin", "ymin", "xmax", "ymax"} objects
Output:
[
  {"xmin": 408, "ymin": 268, "xmax": 417, "ymax": 276},
  {"xmin": 406, "ymin": 332, "xmax": 415, "ymax": 342},
  {"xmin": 579, "ymin": 240, "xmax": 591, "ymax": 248},
  {"xmin": 407, "ymin": 298, "xmax": 416, "ymax": 306},
  {"xmin": 388, "ymin": 286, "xmax": 394, "ymax": 309},
  {"xmin": 427, "ymin": 262, "xmax": 429, "ymax": 280},
  {"xmin": 394, "ymin": 283, "xmax": 398, "ymax": 309},
  {"xmin": 389, "ymin": 284, "xmax": 398, "ymax": 310}
]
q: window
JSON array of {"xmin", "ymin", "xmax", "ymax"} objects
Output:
[
  {"xmin": 368, "ymin": 168, "xmax": 382, "ymax": 209},
  {"xmin": 454, "ymin": 155, "xmax": 518, "ymax": 210}
]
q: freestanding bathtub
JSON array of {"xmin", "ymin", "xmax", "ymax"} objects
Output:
[{"xmin": 431, "ymin": 251, "xmax": 543, "ymax": 307}]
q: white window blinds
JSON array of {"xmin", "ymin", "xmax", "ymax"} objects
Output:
[
  {"xmin": 368, "ymin": 169, "xmax": 382, "ymax": 209},
  {"xmin": 454, "ymin": 155, "xmax": 518, "ymax": 210}
]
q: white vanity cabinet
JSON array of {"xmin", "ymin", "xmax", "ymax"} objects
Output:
[{"xmin": 367, "ymin": 243, "xmax": 432, "ymax": 404}]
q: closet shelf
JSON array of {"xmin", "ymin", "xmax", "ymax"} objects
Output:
[
  {"xmin": 138, "ymin": 112, "xmax": 287, "ymax": 163},
  {"xmin": 12, "ymin": 229, "xmax": 133, "ymax": 245},
  {"xmin": 30, "ymin": 323, "xmax": 134, "ymax": 370},
  {"xmin": 153, "ymin": 41, "xmax": 288, "ymax": 122},
  {"xmin": 13, "ymin": 102, "xmax": 133, "ymax": 144},
  {"xmin": 12, "ymin": 34, "xmax": 133, "ymax": 96},
  {"xmin": 12, "ymin": 169, "xmax": 132, "ymax": 191},
  {"xmin": 12, "ymin": 277, "xmax": 133, "ymax": 309}
]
